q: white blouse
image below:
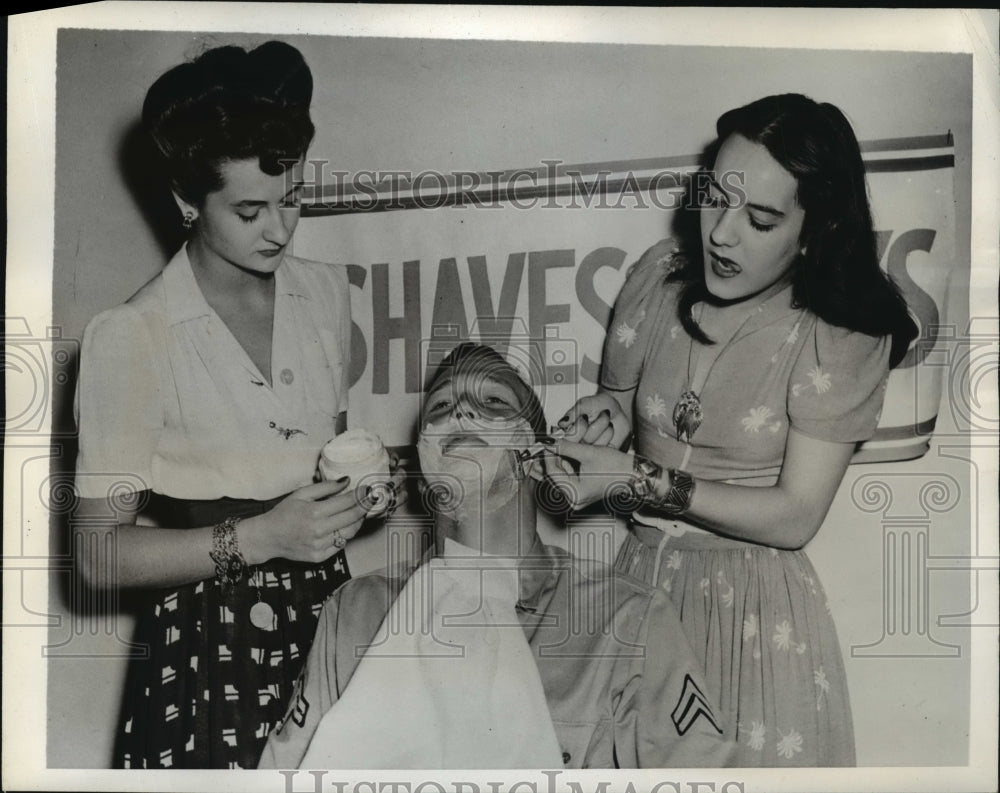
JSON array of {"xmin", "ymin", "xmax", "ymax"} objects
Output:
[{"xmin": 74, "ymin": 245, "xmax": 351, "ymax": 501}]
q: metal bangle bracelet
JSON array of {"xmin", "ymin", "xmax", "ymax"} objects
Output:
[
  {"xmin": 209, "ymin": 516, "xmax": 248, "ymax": 590},
  {"xmin": 629, "ymin": 457, "xmax": 696, "ymax": 516},
  {"xmin": 659, "ymin": 467, "xmax": 696, "ymax": 515}
]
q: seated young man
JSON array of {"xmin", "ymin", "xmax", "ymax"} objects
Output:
[{"xmin": 258, "ymin": 343, "xmax": 734, "ymax": 769}]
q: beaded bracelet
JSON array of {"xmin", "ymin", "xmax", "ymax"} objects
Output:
[
  {"xmin": 629, "ymin": 456, "xmax": 696, "ymax": 515},
  {"xmin": 209, "ymin": 516, "xmax": 248, "ymax": 591}
]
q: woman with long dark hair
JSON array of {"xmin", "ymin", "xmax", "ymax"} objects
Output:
[
  {"xmin": 543, "ymin": 94, "xmax": 917, "ymax": 765},
  {"xmin": 72, "ymin": 41, "xmax": 382, "ymax": 768}
]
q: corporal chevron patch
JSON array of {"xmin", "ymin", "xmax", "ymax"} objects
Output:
[
  {"xmin": 291, "ymin": 690, "xmax": 310, "ymax": 728},
  {"xmin": 671, "ymin": 674, "xmax": 723, "ymax": 736},
  {"xmin": 275, "ymin": 671, "xmax": 309, "ymax": 735}
]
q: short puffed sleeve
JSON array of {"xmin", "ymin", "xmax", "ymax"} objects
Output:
[
  {"xmin": 788, "ymin": 320, "xmax": 891, "ymax": 443},
  {"xmin": 74, "ymin": 306, "xmax": 165, "ymax": 498},
  {"xmin": 600, "ymin": 238, "xmax": 683, "ymax": 392}
]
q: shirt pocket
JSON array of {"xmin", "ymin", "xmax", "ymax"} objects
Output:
[{"xmin": 550, "ymin": 721, "xmax": 604, "ymax": 769}]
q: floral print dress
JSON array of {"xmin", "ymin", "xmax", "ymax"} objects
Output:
[{"xmin": 603, "ymin": 239, "xmax": 891, "ymax": 766}]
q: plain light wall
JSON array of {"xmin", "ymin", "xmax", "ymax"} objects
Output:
[{"xmin": 48, "ymin": 30, "xmax": 973, "ymax": 767}]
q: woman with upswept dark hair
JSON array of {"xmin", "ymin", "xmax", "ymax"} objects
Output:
[
  {"xmin": 73, "ymin": 41, "xmax": 387, "ymax": 768},
  {"xmin": 543, "ymin": 94, "xmax": 917, "ymax": 766}
]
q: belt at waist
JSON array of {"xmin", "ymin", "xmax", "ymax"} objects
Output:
[
  {"xmin": 143, "ymin": 493, "xmax": 287, "ymax": 530},
  {"xmin": 629, "ymin": 512, "xmax": 762, "ymax": 552},
  {"xmin": 140, "ymin": 492, "xmax": 350, "ymax": 586}
]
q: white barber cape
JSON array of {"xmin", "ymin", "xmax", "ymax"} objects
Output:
[{"xmin": 299, "ymin": 539, "xmax": 564, "ymax": 769}]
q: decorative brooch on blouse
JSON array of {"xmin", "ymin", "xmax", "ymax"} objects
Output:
[
  {"xmin": 269, "ymin": 421, "xmax": 306, "ymax": 440},
  {"xmin": 672, "ymin": 390, "xmax": 704, "ymax": 443}
]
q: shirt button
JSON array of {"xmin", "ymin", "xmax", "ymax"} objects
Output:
[
  {"xmin": 280, "ymin": 368, "xmax": 294, "ymax": 385},
  {"xmin": 562, "ymin": 751, "xmax": 571, "ymax": 765}
]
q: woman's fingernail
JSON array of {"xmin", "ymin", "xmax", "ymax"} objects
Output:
[
  {"xmin": 598, "ymin": 409, "xmax": 611, "ymax": 419},
  {"xmin": 557, "ymin": 415, "xmax": 571, "ymax": 427},
  {"xmin": 579, "ymin": 414, "xmax": 589, "ymax": 425}
]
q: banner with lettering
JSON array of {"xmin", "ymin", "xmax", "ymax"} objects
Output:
[{"xmin": 292, "ymin": 136, "xmax": 955, "ymax": 462}]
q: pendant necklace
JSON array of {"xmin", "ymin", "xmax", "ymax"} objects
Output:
[
  {"xmin": 249, "ymin": 569, "xmax": 276, "ymax": 630},
  {"xmin": 673, "ymin": 300, "xmax": 766, "ymax": 443}
]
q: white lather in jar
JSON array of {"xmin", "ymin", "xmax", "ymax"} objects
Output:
[{"xmin": 318, "ymin": 428, "xmax": 393, "ymax": 516}]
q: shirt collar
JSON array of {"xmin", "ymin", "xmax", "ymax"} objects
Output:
[
  {"xmin": 420, "ymin": 534, "xmax": 562, "ymax": 612},
  {"xmin": 514, "ymin": 541, "xmax": 563, "ymax": 613},
  {"xmin": 692, "ymin": 282, "xmax": 802, "ymax": 346},
  {"xmin": 162, "ymin": 244, "xmax": 212, "ymax": 326},
  {"xmin": 734, "ymin": 283, "xmax": 802, "ymax": 343},
  {"xmin": 274, "ymin": 252, "xmax": 312, "ymax": 299},
  {"xmin": 162, "ymin": 243, "xmax": 308, "ymax": 327}
]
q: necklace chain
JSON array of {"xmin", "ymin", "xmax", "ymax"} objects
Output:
[{"xmin": 674, "ymin": 300, "xmax": 767, "ymax": 443}]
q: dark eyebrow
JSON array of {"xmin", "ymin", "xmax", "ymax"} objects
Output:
[
  {"xmin": 424, "ymin": 378, "xmax": 452, "ymax": 402},
  {"xmin": 709, "ymin": 177, "xmax": 786, "ymax": 218},
  {"xmin": 746, "ymin": 202, "xmax": 785, "ymax": 218},
  {"xmin": 231, "ymin": 182, "xmax": 305, "ymax": 209}
]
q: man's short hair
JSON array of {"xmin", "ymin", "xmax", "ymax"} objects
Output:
[{"xmin": 423, "ymin": 342, "xmax": 547, "ymax": 441}]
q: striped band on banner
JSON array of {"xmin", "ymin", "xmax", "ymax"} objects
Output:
[
  {"xmin": 852, "ymin": 418, "xmax": 938, "ymax": 465},
  {"xmin": 301, "ymin": 133, "xmax": 955, "ymax": 217}
]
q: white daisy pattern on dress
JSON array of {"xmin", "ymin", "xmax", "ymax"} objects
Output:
[
  {"xmin": 773, "ymin": 619, "xmax": 793, "ymax": 651},
  {"xmin": 771, "ymin": 321, "xmax": 802, "ymax": 363},
  {"xmin": 814, "ymin": 667, "xmax": 830, "ymax": 711},
  {"xmin": 655, "ymin": 244, "xmax": 682, "ymax": 272},
  {"xmin": 776, "ymin": 728, "xmax": 804, "ymax": 760},
  {"xmin": 742, "ymin": 405, "xmax": 781, "ymax": 434},
  {"xmin": 665, "ymin": 550, "xmax": 683, "ymax": 571},
  {"xmin": 743, "ymin": 613, "xmax": 758, "ymax": 641},
  {"xmin": 807, "ymin": 366, "xmax": 832, "ymax": 393},
  {"xmin": 615, "ymin": 322, "xmax": 638, "ymax": 348},
  {"xmin": 614, "ymin": 309, "xmax": 645, "ymax": 348},
  {"xmin": 645, "ymin": 393, "xmax": 672, "ymax": 437},
  {"xmin": 646, "ymin": 393, "xmax": 668, "ymax": 420},
  {"xmin": 791, "ymin": 365, "xmax": 833, "ymax": 399},
  {"xmin": 716, "ymin": 570, "xmax": 735, "ymax": 608},
  {"xmin": 746, "ymin": 720, "xmax": 766, "ymax": 752}
]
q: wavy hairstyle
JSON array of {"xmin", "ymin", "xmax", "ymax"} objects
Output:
[
  {"xmin": 672, "ymin": 93, "xmax": 917, "ymax": 367},
  {"xmin": 142, "ymin": 41, "xmax": 315, "ymax": 206}
]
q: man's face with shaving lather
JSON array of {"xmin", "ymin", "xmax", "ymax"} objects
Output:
[{"xmin": 417, "ymin": 352, "xmax": 537, "ymax": 518}]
